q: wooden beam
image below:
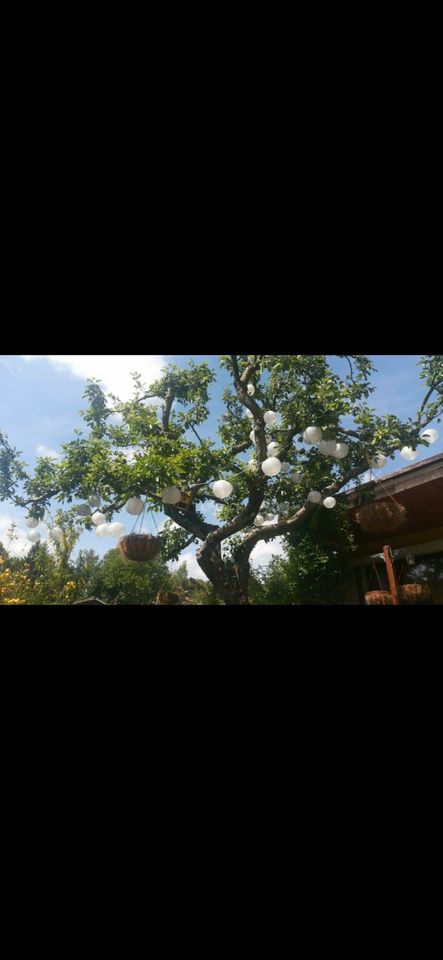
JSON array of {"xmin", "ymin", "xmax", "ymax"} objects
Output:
[{"xmin": 383, "ymin": 545, "xmax": 400, "ymax": 605}]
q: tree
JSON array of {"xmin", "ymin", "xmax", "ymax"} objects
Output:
[
  {"xmin": 90, "ymin": 549, "xmax": 169, "ymax": 605},
  {"xmin": 1, "ymin": 356, "xmax": 442, "ymax": 605}
]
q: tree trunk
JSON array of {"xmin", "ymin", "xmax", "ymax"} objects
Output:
[{"xmin": 197, "ymin": 545, "xmax": 250, "ymax": 605}]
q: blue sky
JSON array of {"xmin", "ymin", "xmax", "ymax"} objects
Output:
[{"xmin": 0, "ymin": 355, "xmax": 441, "ymax": 574}]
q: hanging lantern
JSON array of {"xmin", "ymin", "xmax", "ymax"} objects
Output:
[
  {"xmin": 267, "ymin": 442, "xmax": 280, "ymax": 457},
  {"xmin": 278, "ymin": 502, "xmax": 290, "ymax": 513},
  {"xmin": 334, "ymin": 443, "xmax": 349, "ymax": 459},
  {"xmin": 88, "ymin": 495, "xmax": 101, "ymax": 508},
  {"xmin": 26, "ymin": 517, "xmax": 39, "ymax": 529},
  {"xmin": 96, "ymin": 524, "xmax": 110, "ymax": 538},
  {"xmin": 108, "ymin": 522, "xmax": 125, "ymax": 539},
  {"xmin": 27, "ymin": 529, "xmax": 41, "ymax": 543},
  {"xmin": 323, "ymin": 497, "xmax": 337, "ymax": 509},
  {"xmin": 421, "ymin": 429, "xmax": 438, "ymax": 444},
  {"xmin": 92, "ymin": 512, "xmax": 107, "ymax": 526},
  {"xmin": 303, "ymin": 426, "xmax": 322, "ymax": 444},
  {"xmin": 212, "ymin": 480, "xmax": 233, "ymax": 499},
  {"xmin": 318, "ymin": 440, "xmax": 338, "ymax": 456},
  {"xmin": 77, "ymin": 504, "xmax": 92, "ymax": 516},
  {"xmin": 400, "ymin": 447, "xmax": 418, "ymax": 461},
  {"xmin": 290, "ymin": 471, "xmax": 302, "ymax": 484},
  {"xmin": 247, "ymin": 384, "xmax": 255, "ymax": 396},
  {"xmin": 370, "ymin": 453, "xmax": 387, "ymax": 469},
  {"xmin": 280, "ymin": 462, "xmax": 291, "ymax": 474},
  {"xmin": 125, "ymin": 497, "xmax": 144, "ymax": 516},
  {"xmin": 49, "ymin": 527, "xmax": 64, "ymax": 541},
  {"xmin": 254, "ymin": 515, "xmax": 265, "ymax": 526},
  {"xmin": 264, "ymin": 411, "xmax": 277, "ymax": 425},
  {"xmin": 262, "ymin": 457, "xmax": 282, "ymax": 477},
  {"xmin": 162, "ymin": 487, "xmax": 182, "ymax": 505},
  {"xmin": 308, "ymin": 491, "xmax": 322, "ymax": 504}
]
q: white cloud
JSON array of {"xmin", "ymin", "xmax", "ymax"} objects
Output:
[
  {"xmin": 0, "ymin": 514, "xmax": 32, "ymax": 558},
  {"xmin": 21, "ymin": 355, "xmax": 166, "ymax": 401},
  {"xmin": 250, "ymin": 536, "xmax": 285, "ymax": 569},
  {"xmin": 169, "ymin": 549, "xmax": 208, "ymax": 581},
  {"xmin": 36, "ymin": 444, "xmax": 60, "ymax": 460}
]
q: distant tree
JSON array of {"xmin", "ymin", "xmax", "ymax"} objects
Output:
[{"xmin": 90, "ymin": 548, "xmax": 169, "ymax": 605}]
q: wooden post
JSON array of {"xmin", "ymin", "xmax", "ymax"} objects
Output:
[{"xmin": 383, "ymin": 545, "xmax": 400, "ymax": 605}]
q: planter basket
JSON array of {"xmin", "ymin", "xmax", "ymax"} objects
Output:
[
  {"xmin": 356, "ymin": 501, "xmax": 406, "ymax": 535},
  {"xmin": 365, "ymin": 590, "xmax": 393, "ymax": 605},
  {"xmin": 399, "ymin": 583, "xmax": 432, "ymax": 604},
  {"xmin": 155, "ymin": 590, "xmax": 181, "ymax": 605},
  {"xmin": 119, "ymin": 534, "xmax": 162, "ymax": 563}
]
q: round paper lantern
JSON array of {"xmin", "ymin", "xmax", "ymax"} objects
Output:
[
  {"xmin": 308, "ymin": 491, "xmax": 322, "ymax": 504},
  {"xmin": 96, "ymin": 524, "xmax": 110, "ymax": 539},
  {"xmin": 247, "ymin": 384, "xmax": 255, "ymax": 396},
  {"xmin": 323, "ymin": 497, "xmax": 337, "ymax": 509},
  {"xmin": 162, "ymin": 487, "xmax": 182, "ymax": 505},
  {"xmin": 212, "ymin": 480, "xmax": 233, "ymax": 499},
  {"xmin": 26, "ymin": 517, "xmax": 39, "ymax": 529},
  {"xmin": 370, "ymin": 453, "xmax": 387, "ymax": 469},
  {"xmin": 27, "ymin": 529, "xmax": 41, "ymax": 543},
  {"xmin": 267, "ymin": 442, "xmax": 280, "ymax": 457},
  {"xmin": 303, "ymin": 426, "xmax": 322, "ymax": 444},
  {"xmin": 280, "ymin": 462, "xmax": 291, "ymax": 475},
  {"xmin": 126, "ymin": 497, "xmax": 144, "ymax": 516},
  {"xmin": 77, "ymin": 504, "xmax": 92, "ymax": 516},
  {"xmin": 88, "ymin": 495, "xmax": 101, "ymax": 508},
  {"xmin": 254, "ymin": 515, "xmax": 265, "ymax": 527},
  {"xmin": 92, "ymin": 512, "xmax": 107, "ymax": 526},
  {"xmin": 400, "ymin": 447, "xmax": 418, "ymax": 462},
  {"xmin": 334, "ymin": 443, "xmax": 349, "ymax": 459},
  {"xmin": 318, "ymin": 440, "xmax": 338, "ymax": 456},
  {"xmin": 108, "ymin": 522, "xmax": 125, "ymax": 539},
  {"xmin": 422, "ymin": 429, "xmax": 438, "ymax": 444},
  {"xmin": 49, "ymin": 527, "xmax": 64, "ymax": 542},
  {"xmin": 262, "ymin": 457, "xmax": 282, "ymax": 477},
  {"xmin": 264, "ymin": 411, "xmax": 277, "ymax": 425},
  {"xmin": 290, "ymin": 471, "xmax": 302, "ymax": 484}
]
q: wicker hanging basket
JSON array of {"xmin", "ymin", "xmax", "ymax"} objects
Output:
[
  {"xmin": 356, "ymin": 500, "xmax": 406, "ymax": 535},
  {"xmin": 119, "ymin": 534, "xmax": 162, "ymax": 563},
  {"xmin": 398, "ymin": 583, "xmax": 432, "ymax": 604},
  {"xmin": 365, "ymin": 590, "xmax": 394, "ymax": 605}
]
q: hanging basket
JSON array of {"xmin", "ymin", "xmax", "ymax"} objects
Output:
[
  {"xmin": 119, "ymin": 534, "xmax": 162, "ymax": 563},
  {"xmin": 398, "ymin": 583, "xmax": 432, "ymax": 604},
  {"xmin": 155, "ymin": 590, "xmax": 182, "ymax": 605},
  {"xmin": 365, "ymin": 590, "xmax": 393, "ymax": 605},
  {"xmin": 356, "ymin": 500, "xmax": 406, "ymax": 535}
]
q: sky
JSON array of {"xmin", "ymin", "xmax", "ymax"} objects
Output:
[{"xmin": 0, "ymin": 355, "xmax": 441, "ymax": 578}]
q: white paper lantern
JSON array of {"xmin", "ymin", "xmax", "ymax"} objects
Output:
[
  {"xmin": 334, "ymin": 443, "xmax": 349, "ymax": 459},
  {"xmin": 323, "ymin": 497, "xmax": 337, "ymax": 509},
  {"xmin": 422, "ymin": 429, "xmax": 438, "ymax": 445},
  {"xmin": 318, "ymin": 440, "xmax": 338, "ymax": 456},
  {"xmin": 95, "ymin": 524, "xmax": 110, "ymax": 539},
  {"xmin": 26, "ymin": 517, "xmax": 39, "ymax": 529},
  {"xmin": 400, "ymin": 447, "xmax": 418, "ymax": 462},
  {"xmin": 88, "ymin": 495, "xmax": 101, "ymax": 508},
  {"xmin": 77, "ymin": 504, "xmax": 92, "ymax": 516},
  {"xmin": 125, "ymin": 497, "xmax": 144, "ymax": 516},
  {"xmin": 254, "ymin": 514, "xmax": 265, "ymax": 527},
  {"xmin": 280, "ymin": 462, "xmax": 291, "ymax": 475},
  {"xmin": 303, "ymin": 426, "xmax": 322, "ymax": 444},
  {"xmin": 108, "ymin": 522, "xmax": 125, "ymax": 539},
  {"xmin": 247, "ymin": 384, "xmax": 255, "ymax": 396},
  {"xmin": 370, "ymin": 453, "xmax": 387, "ymax": 469},
  {"xmin": 27, "ymin": 529, "xmax": 41, "ymax": 543},
  {"xmin": 212, "ymin": 480, "xmax": 233, "ymax": 499},
  {"xmin": 267, "ymin": 442, "xmax": 280, "ymax": 456},
  {"xmin": 308, "ymin": 491, "xmax": 322, "ymax": 504},
  {"xmin": 162, "ymin": 486, "xmax": 182, "ymax": 505},
  {"xmin": 264, "ymin": 411, "xmax": 277, "ymax": 425},
  {"xmin": 262, "ymin": 457, "xmax": 282, "ymax": 477},
  {"xmin": 290, "ymin": 471, "xmax": 302, "ymax": 484},
  {"xmin": 92, "ymin": 512, "xmax": 107, "ymax": 526},
  {"xmin": 49, "ymin": 527, "xmax": 64, "ymax": 542}
]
